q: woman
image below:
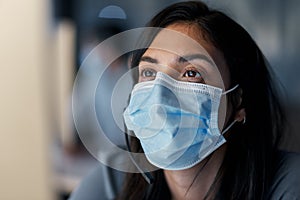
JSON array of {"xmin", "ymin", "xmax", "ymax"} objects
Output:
[
  {"xmin": 69, "ymin": 1, "xmax": 300, "ymax": 200},
  {"xmin": 119, "ymin": 1, "xmax": 300, "ymax": 199}
]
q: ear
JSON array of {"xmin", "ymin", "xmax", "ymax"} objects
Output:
[{"xmin": 234, "ymin": 108, "xmax": 246, "ymax": 123}]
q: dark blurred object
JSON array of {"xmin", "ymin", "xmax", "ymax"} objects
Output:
[{"xmin": 52, "ymin": 0, "xmax": 75, "ymax": 20}]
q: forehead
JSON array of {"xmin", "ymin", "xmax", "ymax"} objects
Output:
[{"xmin": 148, "ymin": 23, "xmax": 210, "ymax": 58}]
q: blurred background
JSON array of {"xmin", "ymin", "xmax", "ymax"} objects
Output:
[{"xmin": 0, "ymin": 0, "xmax": 299, "ymax": 199}]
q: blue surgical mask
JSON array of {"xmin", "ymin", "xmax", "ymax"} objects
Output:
[{"xmin": 123, "ymin": 72, "xmax": 238, "ymax": 170}]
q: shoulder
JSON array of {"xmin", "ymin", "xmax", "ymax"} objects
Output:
[
  {"xmin": 268, "ymin": 151, "xmax": 300, "ymax": 200},
  {"xmin": 68, "ymin": 163, "xmax": 125, "ymax": 200}
]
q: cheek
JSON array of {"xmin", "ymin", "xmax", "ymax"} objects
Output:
[
  {"xmin": 203, "ymin": 46, "xmax": 231, "ymax": 89},
  {"xmin": 212, "ymin": 55, "xmax": 231, "ymax": 90},
  {"xmin": 225, "ymin": 98, "xmax": 234, "ymax": 124},
  {"xmin": 218, "ymin": 94, "xmax": 235, "ymax": 131},
  {"xmin": 224, "ymin": 93, "xmax": 239, "ymax": 128}
]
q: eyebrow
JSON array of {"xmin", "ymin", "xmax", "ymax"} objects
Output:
[
  {"xmin": 178, "ymin": 54, "xmax": 214, "ymax": 66},
  {"xmin": 140, "ymin": 54, "xmax": 214, "ymax": 66},
  {"xmin": 140, "ymin": 56, "xmax": 158, "ymax": 64}
]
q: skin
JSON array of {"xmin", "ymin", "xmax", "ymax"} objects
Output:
[{"xmin": 138, "ymin": 23, "xmax": 245, "ymax": 199}]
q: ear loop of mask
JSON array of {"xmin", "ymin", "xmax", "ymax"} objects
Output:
[
  {"xmin": 221, "ymin": 120, "xmax": 237, "ymax": 135},
  {"xmin": 222, "ymin": 84, "xmax": 239, "ymax": 95},
  {"xmin": 220, "ymin": 84, "xmax": 240, "ymax": 135}
]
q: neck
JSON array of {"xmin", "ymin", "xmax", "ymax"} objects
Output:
[{"xmin": 164, "ymin": 145, "xmax": 226, "ymax": 200}]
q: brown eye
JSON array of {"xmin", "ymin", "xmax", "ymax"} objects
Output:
[
  {"xmin": 183, "ymin": 70, "xmax": 202, "ymax": 78},
  {"xmin": 182, "ymin": 69, "xmax": 204, "ymax": 83}
]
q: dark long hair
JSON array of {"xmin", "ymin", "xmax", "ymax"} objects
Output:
[{"xmin": 117, "ymin": 1, "xmax": 286, "ymax": 199}]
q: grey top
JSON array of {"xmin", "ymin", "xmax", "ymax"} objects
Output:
[{"xmin": 69, "ymin": 151, "xmax": 300, "ymax": 200}]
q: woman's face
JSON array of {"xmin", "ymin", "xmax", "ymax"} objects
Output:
[
  {"xmin": 138, "ymin": 23, "xmax": 231, "ymax": 89},
  {"xmin": 137, "ymin": 23, "xmax": 232, "ymax": 129}
]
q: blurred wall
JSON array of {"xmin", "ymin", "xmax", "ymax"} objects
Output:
[{"xmin": 0, "ymin": 0, "xmax": 56, "ymax": 199}]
